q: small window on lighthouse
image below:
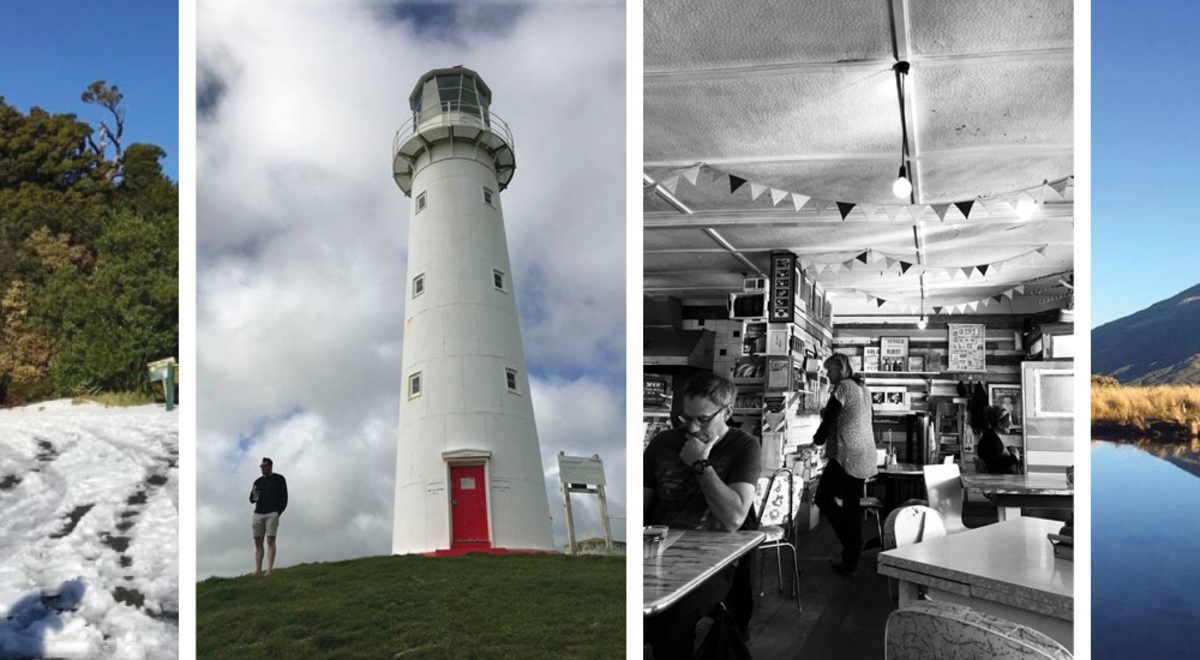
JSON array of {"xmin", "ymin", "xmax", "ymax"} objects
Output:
[
  {"xmin": 505, "ymin": 368, "xmax": 520, "ymax": 394},
  {"xmin": 413, "ymin": 273, "xmax": 425, "ymax": 297},
  {"xmin": 493, "ymin": 269, "xmax": 506, "ymax": 292},
  {"xmin": 482, "ymin": 187, "xmax": 495, "ymax": 207},
  {"xmin": 408, "ymin": 372, "xmax": 422, "ymax": 399},
  {"xmin": 416, "ymin": 191, "xmax": 427, "ymax": 214}
]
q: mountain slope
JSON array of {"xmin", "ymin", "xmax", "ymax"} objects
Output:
[{"xmin": 1093, "ymin": 283, "xmax": 1200, "ymax": 384}]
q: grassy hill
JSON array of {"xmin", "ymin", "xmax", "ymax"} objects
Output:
[{"xmin": 197, "ymin": 553, "xmax": 625, "ymax": 659}]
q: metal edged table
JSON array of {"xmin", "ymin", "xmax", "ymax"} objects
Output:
[
  {"xmin": 643, "ymin": 529, "xmax": 766, "ymax": 617},
  {"xmin": 961, "ymin": 473, "xmax": 1073, "ymax": 521},
  {"xmin": 878, "ymin": 517, "xmax": 1073, "ymax": 651}
]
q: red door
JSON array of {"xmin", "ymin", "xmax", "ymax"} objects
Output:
[{"xmin": 450, "ymin": 465, "xmax": 489, "ymax": 547}]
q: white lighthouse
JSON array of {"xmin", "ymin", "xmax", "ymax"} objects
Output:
[{"xmin": 391, "ymin": 67, "xmax": 555, "ymax": 555}]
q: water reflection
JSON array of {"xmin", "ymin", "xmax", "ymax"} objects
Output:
[{"xmin": 1093, "ymin": 438, "xmax": 1200, "ymax": 658}]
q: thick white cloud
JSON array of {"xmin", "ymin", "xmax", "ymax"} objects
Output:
[{"xmin": 196, "ymin": 0, "xmax": 626, "ymax": 578}]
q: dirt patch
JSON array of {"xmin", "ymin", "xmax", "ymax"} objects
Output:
[{"xmin": 51, "ymin": 504, "xmax": 96, "ymax": 539}]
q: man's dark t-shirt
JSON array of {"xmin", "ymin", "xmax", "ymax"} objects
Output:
[
  {"xmin": 644, "ymin": 427, "xmax": 761, "ymax": 530},
  {"xmin": 252, "ymin": 473, "xmax": 288, "ymax": 515}
]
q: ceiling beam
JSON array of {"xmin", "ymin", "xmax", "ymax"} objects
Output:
[
  {"xmin": 643, "ymin": 143, "xmax": 1073, "ymax": 170},
  {"xmin": 703, "ymin": 228, "xmax": 762, "ymax": 276},
  {"xmin": 644, "ymin": 48, "xmax": 1072, "ymax": 84},
  {"xmin": 644, "ymin": 204, "xmax": 1074, "ymax": 228}
]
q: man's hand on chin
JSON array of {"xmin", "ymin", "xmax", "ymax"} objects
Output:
[{"xmin": 679, "ymin": 433, "xmax": 711, "ymax": 466}]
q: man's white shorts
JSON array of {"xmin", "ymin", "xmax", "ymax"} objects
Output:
[{"xmin": 252, "ymin": 512, "xmax": 280, "ymax": 538}]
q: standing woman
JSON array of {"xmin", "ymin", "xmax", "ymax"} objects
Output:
[{"xmin": 813, "ymin": 352, "xmax": 878, "ymax": 576}]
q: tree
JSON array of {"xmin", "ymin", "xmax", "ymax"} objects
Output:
[{"xmin": 80, "ymin": 80, "xmax": 125, "ymax": 175}]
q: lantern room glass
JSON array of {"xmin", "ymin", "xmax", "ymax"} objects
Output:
[{"xmin": 413, "ymin": 72, "xmax": 491, "ymax": 128}]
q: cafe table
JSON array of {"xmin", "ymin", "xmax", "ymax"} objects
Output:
[
  {"xmin": 878, "ymin": 517, "xmax": 1073, "ymax": 651},
  {"xmin": 960, "ymin": 473, "xmax": 1074, "ymax": 521},
  {"xmin": 643, "ymin": 528, "xmax": 766, "ymax": 617}
]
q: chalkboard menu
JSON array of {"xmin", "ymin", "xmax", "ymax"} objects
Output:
[{"xmin": 948, "ymin": 324, "xmax": 987, "ymax": 372}]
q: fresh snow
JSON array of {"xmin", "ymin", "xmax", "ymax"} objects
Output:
[{"xmin": 0, "ymin": 400, "xmax": 178, "ymax": 660}]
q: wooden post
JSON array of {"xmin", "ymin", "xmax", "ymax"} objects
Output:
[
  {"xmin": 594, "ymin": 454, "xmax": 613, "ymax": 554},
  {"xmin": 561, "ymin": 481, "xmax": 576, "ymax": 555}
]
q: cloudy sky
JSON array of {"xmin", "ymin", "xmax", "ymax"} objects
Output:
[{"xmin": 196, "ymin": 0, "xmax": 626, "ymax": 579}]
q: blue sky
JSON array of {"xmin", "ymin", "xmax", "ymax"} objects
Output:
[
  {"xmin": 0, "ymin": 2, "xmax": 178, "ymax": 181},
  {"xmin": 1093, "ymin": 1, "xmax": 1200, "ymax": 327}
]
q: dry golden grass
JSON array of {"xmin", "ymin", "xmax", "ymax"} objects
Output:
[
  {"xmin": 71, "ymin": 391, "xmax": 159, "ymax": 407},
  {"xmin": 1091, "ymin": 384, "xmax": 1200, "ymax": 431}
]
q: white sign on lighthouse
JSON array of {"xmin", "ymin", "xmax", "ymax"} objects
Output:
[{"xmin": 391, "ymin": 67, "xmax": 555, "ymax": 555}]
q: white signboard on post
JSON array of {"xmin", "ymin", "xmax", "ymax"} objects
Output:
[{"xmin": 558, "ymin": 454, "xmax": 606, "ymax": 486}]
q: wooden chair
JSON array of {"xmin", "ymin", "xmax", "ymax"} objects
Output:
[
  {"xmin": 861, "ymin": 481, "xmax": 884, "ymax": 547},
  {"xmin": 885, "ymin": 601, "xmax": 1072, "ymax": 660},
  {"xmin": 882, "ymin": 505, "xmax": 946, "ymax": 602},
  {"xmin": 753, "ymin": 467, "xmax": 802, "ymax": 611},
  {"xmin": 922, "ymin": 464, "xmax": 968, "ymax": 535}
]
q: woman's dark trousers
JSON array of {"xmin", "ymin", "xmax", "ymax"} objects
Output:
[{"xmin": 815, "ymin": 459, "xmax": 866, "ymax": 570}]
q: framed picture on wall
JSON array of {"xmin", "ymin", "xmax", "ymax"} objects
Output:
[
  {"xmin": 871, "ymin": 386, "xmax": 909, "ymax": 411},
  {"xmin": 987, "ymin": 384, "xmax": 1023, "ymax": 431},
  {"xmin": 880, "ymin": 336, "xmax": 909, "ymax": 371}
]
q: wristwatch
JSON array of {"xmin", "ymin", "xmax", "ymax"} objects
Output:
[{"xmin": 692, "ymin": 458, "xmax": 711, "ymax": 474}]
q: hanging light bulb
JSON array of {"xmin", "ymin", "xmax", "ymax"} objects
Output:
[
  {"xmin": 892, "ymin": 165, "xmax": 912, "ymax": 199},
  {"xmin": 917, "ymin": 316, "xmax": 927, "ymax": 330},
  {"xmin": 1016, "ymin": 197, "xmax": 1038, "ymax": 220}
]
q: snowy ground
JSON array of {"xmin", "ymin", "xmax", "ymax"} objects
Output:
[{"xmin": 0, "ymin": 400, "xmax": 178, "ymax": 660}]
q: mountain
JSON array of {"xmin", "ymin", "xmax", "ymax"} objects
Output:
[{"xmin": 1093, "ymin": 283, "xmax": 1200, "ymax": 384}]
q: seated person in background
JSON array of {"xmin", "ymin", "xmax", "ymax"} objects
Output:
[
  {"xmin": 978, "ymin": 405, "xmax": 1022, "ymax": 474},
  {"xmin": 644, "ymin": 372, "xmax": 761, "ymax": 660}
]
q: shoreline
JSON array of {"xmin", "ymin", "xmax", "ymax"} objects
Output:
[{"xmin": 1092, "ymin": 420, "xmax": 1199, "ymax": 441}]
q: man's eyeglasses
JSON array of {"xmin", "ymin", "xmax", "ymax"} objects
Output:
[{"xmin": 676, "ymin": 405, "xmax": 729, "ymax": 427}]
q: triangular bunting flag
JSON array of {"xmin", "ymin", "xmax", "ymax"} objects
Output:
[
  {"xmin": 981, "ymin": 198, "xmax": 1006, "ymax": 217},
  {"xmin": 792, "ymin": 194, "xmax": 811, "ymax": 212},
  {"xmin": 933, "ymin": 306, "xmax": 944, "ymax": 315},
  {"xmin": 1014, "ymin": 285, "xmax": 1026, "ymax": 295},
  {"xmin": 931, "ymin": 204, "xmax": 951, "ymax": 222},
  {"xmin": 770, "ymin": 188, "xmax": 789, "ymax": 206},
  {"xmin": 1035, "ymin": 246, "xmax": 1048, "ymax": 258},
  {"xmin": 899, "ymin": 261, "xmax": 913, "ymax": 274},
  {"xmin": 659, "ymin": 175, "xmax": 680, "ymax": 195},
  {"xmin": 1049, "ymin": 178, "xmax": 1070, "ymax": 198},
  {"xmin": 978, "ymin": 264, "xmax": 990, "ymax": 276},
  {"xmin": 710, "ymin": 173, "xmax": 729, "ymax": 191},
  {"xmin": 884, "ymin": 257, "xmax": 897, "ymax": 269},
  {"xmin": 876, "ymin": 298, "xmax": 887, "ymax": 308},
  {"xmin": 729, "ymin": 175, "xmax": 747, "ymax": 194},
  {"xmin": 962, "ymin": 267, "xmax": 975, "ymax": 279},
  {"xmin": 906, "ymin": 206, "xmax": 925, "ymax": 222},
  {"xmin": 982, "ymin": 298, "xmax": 992, "ymax": 308},
  {"xmin": 993, "ymin": 295, "xmax": 1004, "ymax": 304},
  {"xmin": 1002, "ymin": 193, "xmax": 1024, "ymax": 213},
  {"xmin": 859, "ymin": 204, "xmax": 878, "ymax": 221},
  {"xmin": 856, "ymin": 251, "xmax": 871, "ymax": 265},
  {"xmin": 837, "ymin": 202, "xmax": 857, "ymax": 220},
  {"xmin": 954, "ymin": 200, "xmax": 975, "ymax": 219},
  {"xmin": 681, "ymin": 165, "xmax": 702, "ymax": 186},
  {"xmin": 967, "ymin": 301, "xmax": 979, "ymax": 312},
  {"xmin": 1002, "ymin": 289, "xmax": 1014, "ymax": 300},
  {"xmin": 750, "ymin": 182, "xmax": 767, "ymax": 200},
  {"xmin": 811, "ymin": 199, "xmax": 831, "ymax": 216},
  {"xmin": 1033, "ymin": 185, "xmax": 1048, "ymax": 204},
  {"xmin": 884, "ymin": 205, "xmax": 904, "ymax": 223},
  {"xmin": 693, "ymin": 166, "xmax": 712, "ymax": 188}
]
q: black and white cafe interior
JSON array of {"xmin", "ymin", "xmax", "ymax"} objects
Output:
[{"xmin": 642, "ymin": 2, "xmax": 1076, "ymax": 658}]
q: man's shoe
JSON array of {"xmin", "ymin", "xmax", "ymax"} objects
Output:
[{"xmin": 830, "ymin": 562, "xmax": 858, "ymax": 577}]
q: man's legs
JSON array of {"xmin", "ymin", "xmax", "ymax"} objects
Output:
[
  {"xmin": 266, "ymin": 536, "xmax": 276, "ymax": 576},
  {"xmin": 646, "ymin": 565, "xmax": 736, "ymax": 660},
  {"xmin": 254, "ymin": 536, "xmax": 265, "ymax": 575}
]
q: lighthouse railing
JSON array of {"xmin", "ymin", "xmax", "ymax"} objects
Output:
[{"xmin": 393, "ymin": 103, "xmax": 514, "ymax": 157}]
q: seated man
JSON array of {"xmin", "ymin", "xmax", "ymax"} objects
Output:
[{"xmin": 644, "ymin": 372, "xmax": 761, "ymax": 660}]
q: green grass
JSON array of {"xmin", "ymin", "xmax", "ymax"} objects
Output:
[{"xmin": 197, "ymin": 553, "xmax": 626, "ymax": 660}]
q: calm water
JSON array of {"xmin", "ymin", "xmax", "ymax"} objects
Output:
[{"xmin": 1093, "ymin": 439, "xmax": 1200, "ymax": 658}]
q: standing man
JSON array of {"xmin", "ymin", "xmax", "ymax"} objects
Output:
[
  {"xmin": 251, "ymin": 457, "xmax": 288, "ymax": 576},
  {"xmin": 644, "ymin": 372, "xmax": 760, "ymax": 659}
]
